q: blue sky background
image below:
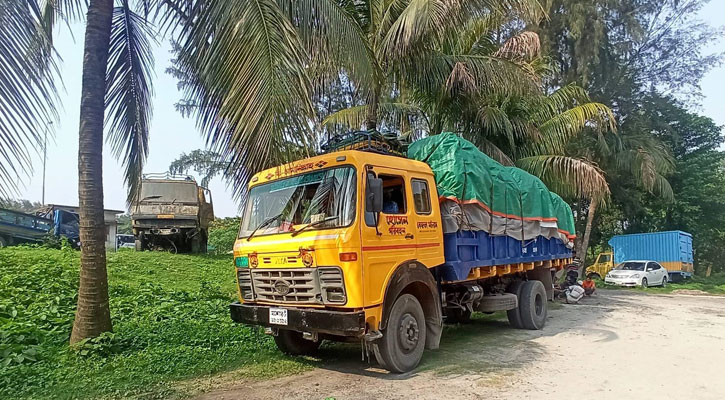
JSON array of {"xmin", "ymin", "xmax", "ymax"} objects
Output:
[{"xmin": 14, "ymin": 2, "xmax": 725, "ymax": 217}]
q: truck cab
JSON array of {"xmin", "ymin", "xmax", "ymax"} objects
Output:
[
  {"xmin": 586, "ymin": 252, "xmax": 614, "ymax": 279},
  {"xmin": 132, "ymin": 174, "xmax": 214, "ymax": 253}
]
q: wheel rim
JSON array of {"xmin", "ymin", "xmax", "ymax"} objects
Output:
[
  {"xmin": 534, "ymin": 293, "xmax": 543, "ymax": 316},
  {"xmin": 397, "ymin": 313, "xmax": 420, "ymax": 353},
  {"xmin": 642, "ymin": 278, "xmax": 647, "ymax": 287}
]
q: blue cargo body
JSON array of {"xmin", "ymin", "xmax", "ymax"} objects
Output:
[
  {"xmin": 609, "ymin": 231, "xmax": 693, "ymax": 278},
  {"xmin": 436, "ymin": 230, "xmax": 572, "ymax": 281}
]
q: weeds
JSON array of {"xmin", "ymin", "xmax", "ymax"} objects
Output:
[{"xmin": 0, "ymin": 247, "xmax": 305, "ymax": 399}]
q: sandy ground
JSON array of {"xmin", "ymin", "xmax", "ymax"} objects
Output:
[{"xmin": 197, "ymin": 290, "xmax": 725, "ymax": 400}]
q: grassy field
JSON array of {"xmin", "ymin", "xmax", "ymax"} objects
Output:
[
  {"xmin": 595, "ymin": 274, "xmax": 725, "ymax": 295},
  {"xmin": 0, "ymin": 246, "xmax": 310, "ymax": 399}
]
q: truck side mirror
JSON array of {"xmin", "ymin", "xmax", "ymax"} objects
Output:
[{"xmin": 366, "ymin": 177, "xmax": 384, "ymax": 213}]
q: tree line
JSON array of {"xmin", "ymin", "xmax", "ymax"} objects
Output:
[{"xmin": 2, "ymin": 0, "xmax": 722, "ymax": 344}]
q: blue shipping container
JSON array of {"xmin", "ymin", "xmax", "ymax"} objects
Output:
[{"xmin": 608, "ymin": 231, "xmax": 693, "ymax": 274}]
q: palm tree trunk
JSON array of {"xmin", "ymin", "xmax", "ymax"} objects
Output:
[
  {"xmin": 365, "ymin": 87, "xmax": 379, "ymax": 131},
  {"xmin": 577, "ymin": 196, "xmax": 598, "ymax": 277},
  {"xmin": 70, "ymin": 0, "xmax": 114, "ymax": 344}
]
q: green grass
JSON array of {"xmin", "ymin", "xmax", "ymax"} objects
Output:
[
  {"xmin": 0, "ymin": 247, "xmax": 310, "ymax": 399},
  {"xmin": 594, "ymin": 274, "xmax": 725, "ymax": 295}
]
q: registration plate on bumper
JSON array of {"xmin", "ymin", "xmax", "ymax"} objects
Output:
[{"xmin": 269, "ymin": 308, "xmax": 288, "ymax": 325}]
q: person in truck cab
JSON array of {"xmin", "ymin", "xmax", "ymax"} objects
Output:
[{"xmin": 383, "ymin": 188, "xmax": 400, "ymax": 214}]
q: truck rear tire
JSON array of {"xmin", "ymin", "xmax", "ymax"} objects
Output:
[
  {"xmin": 273, "ymin": 330, "xmax": 321, "ymax": 356},
  {"xmin": 135, "ymin": 238, "xmax": 144, "ymax": 252},
  {"xmin": 374, "ymin": 294, "xmax": 427, "ymax": 373},
  {"xmin": 506, "ymin": 281, "xmax": 525, "ymax": 329},
  {"xmin": 519, "ymin": 280, "xmax": 547, "ymax": 330}
]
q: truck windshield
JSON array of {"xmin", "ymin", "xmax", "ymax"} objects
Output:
[
  {"xmin": 139, "ymin": 181, "xmax": 198, "ymax": 204},
  {"xmin": 239, "ymin": 166, "xmax": 356, "ymax": 238}
]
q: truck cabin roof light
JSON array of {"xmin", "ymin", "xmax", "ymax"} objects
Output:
[{"xmin": 339, "ymin": 252, "xmax": 358, "ymax": 262}]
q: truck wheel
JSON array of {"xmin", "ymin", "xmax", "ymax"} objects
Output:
[
  {"xmin": 191, "ymin": 235, "xmax": 201, "ymax": 253},
  {"xmin": 273, "ymin": 330, "xmax": 321, "ymax": 356},
  {"xmin": 374, "ymin": 294, "xmax": 427, "ymax": 373},
  {"xmin": 519, "ymin": 280, "xmax": 547, "ymax": 330},
  {"xmin": 506, "ymin": 281, "xmax": 525, "ymax": 329},
  {"xmin": 134, "ymin": 238, "xmax": 144, "ymax": 251},
  {"xmin": 446, "ymin": 308, "xmax": 472, "ymax": 324}
]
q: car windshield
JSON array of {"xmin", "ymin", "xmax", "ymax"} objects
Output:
[
  {"xmin": 239, "ymin": 166, "xmax": 356, "ymax": 238},
  {"xmin": 616, "ymin": 262, "xmax": 646, "ymax": 271}
]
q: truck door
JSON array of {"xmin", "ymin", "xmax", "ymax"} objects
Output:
[
  {"xmin": 361, "ymin": 167, "xmax": 415, "ymax": 306},
  {"xmin": 409, "ymin": 175, "xmax": 444, "ymax": 268}
]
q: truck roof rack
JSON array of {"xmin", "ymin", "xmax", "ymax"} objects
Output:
[
  {"xmin": 142, "ymin": 172, "xmax": 196, "ymax": 182},
  {"xmin": 321, "ymin": 130, "xmax": 409, "ymax": 157}
]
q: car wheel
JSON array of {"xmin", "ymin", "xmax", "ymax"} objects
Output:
[
  {"xmin": 374, "ymin": 294, "xmax": 426, "ymax": 373},
  {"xmin": 641, "ymin": 277, "xmax": 648, "ymax": 288},
  {"xmin": 662, "ymin": 276, "xmax": 667, "ymax": 288}
]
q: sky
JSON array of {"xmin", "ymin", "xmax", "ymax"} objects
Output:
[{"xmin": 13, "ymin": 2, "xmax": 725, "ymax": 218}]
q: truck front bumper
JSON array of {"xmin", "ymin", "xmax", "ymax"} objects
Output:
[{"xmin": 229, "ymin": 302, "xmax": 366, "ymax": 337}]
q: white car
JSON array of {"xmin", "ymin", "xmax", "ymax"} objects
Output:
[{"xmin": 605, "ymin": 260, "xmax": 668, "ymax": 288}]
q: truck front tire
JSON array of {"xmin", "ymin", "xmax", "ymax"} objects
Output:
[
  {"xmin": 374, "ymin": 294, "xmax": 427, "ymax": 373},
  {"xmin": 519, "ymin": 280, "xmax": 547, "ymax": 330},
  {"xmin": 134, "ymin": 238, "xmax": 145, "ymax": 251},
  {"xmin": 273, "ymin": 330, "xmax": 321, "ymax": 356}
]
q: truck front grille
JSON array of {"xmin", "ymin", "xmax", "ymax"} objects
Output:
[
  {"xmin": 240, "ymin": 267, "xmax": 347, "ymax": 305},
  {"xmin": 251, "ymin": 268, "xmax": 321, "ymax": 304}
]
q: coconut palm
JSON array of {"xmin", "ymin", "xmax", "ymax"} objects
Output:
[{"xmin": 6, "ymin": 0, "xmax": 157, "ymax": 343}]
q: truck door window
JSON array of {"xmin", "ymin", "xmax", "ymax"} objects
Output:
[
  {"xmin": 411, "ymin": 179, "xmax": 431, "ymax": 214},
  {"xmin": 379, "ymin": 175, "xmax": 406, "ymax": 215}
]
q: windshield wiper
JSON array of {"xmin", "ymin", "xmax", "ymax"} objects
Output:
[
  {"xmin": 290, "ymin": 215, "xmax": 338, "ymax": 237},
  {"xmin": 140, "ymin": 195, "xmax": 162, "ymax": 201},
  {"xmin": 246, "ymin": 213, "xmax": 284, "ymax": 242}
]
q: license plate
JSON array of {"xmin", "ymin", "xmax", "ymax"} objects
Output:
[{"xmin": 269, "ymin": 308, "xmax": 288, "ymax": 325}]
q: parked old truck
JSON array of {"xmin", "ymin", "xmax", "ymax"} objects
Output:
[
  {"xmin": 586, "ymin": 231, "xmax": 694, "ymax": 281},
  {"xmin": 0, "ymin": 207, "xmax": 80, "ymax": 247},
  {"xmin": 229, "ymin": 132, "xmax": 575, "ymax": 372},
  {"xmin": 132, "ymin": 173, "xmax": 214, "ymax": 253}
]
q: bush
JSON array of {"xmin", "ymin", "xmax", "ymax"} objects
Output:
[
  {"xmin": 0, "ymin": 247, "xmax": 305, "ymax": 399},
  {"xmin": 208, "ymin": 217, "xmax": 241, "ymax": 254}
]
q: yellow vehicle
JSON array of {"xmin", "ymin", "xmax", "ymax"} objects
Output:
[
  {"xmin": 230, "ymin": 133, "xmax": 574, "ymax": 372},
  {"xmin": 586, "ymin": 252, "xmax": 614, "ymax": 279}
]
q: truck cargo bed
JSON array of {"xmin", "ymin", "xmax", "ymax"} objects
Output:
[{"xmin": 438, "ymin": 230, "xmax": 572, "ymax": 281}]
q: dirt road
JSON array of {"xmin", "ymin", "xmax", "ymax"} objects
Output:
[{"xmin": 198, "ymin": 291, "xmax": 725, "ymax": 400}]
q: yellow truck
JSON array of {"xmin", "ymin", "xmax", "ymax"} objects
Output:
[
  {"xmin": 585, "ymin": 252, "xmax": 614, "ymax": 279},
  {"xmin": 230, "ymin": 132, "xmax": 575, "ymax": 372}
]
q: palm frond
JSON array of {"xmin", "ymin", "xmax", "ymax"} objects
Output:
[
  {"xmin": 105, "ymin": 3, "xmax": 156, "ymax": 205},
  {"xmin": 0, "ymin": 0, "xmax": 58, "ymax": 198},
  {"xmin": 516, "ymin": 155, "xmax": 610, "ymax": 200},
  {"xmin": 276, "ymin": 0, "xmax": 379, "ymax": 94},
  {"xmin": 537, "ymin": 102, "xmax": 616, "ymax": 153},
  {"xmin": 493, "ymin": 31, "xmax": 540, "ymax": 61},
  {"xmin": 323, "ymin": 102, "xmax": 428, "ymax": 131},
  {"xmin": 173, "ymin": 0, "xmax": 315, "ymax": 201}
]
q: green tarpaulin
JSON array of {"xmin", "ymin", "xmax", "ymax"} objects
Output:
[{"xmin": 407, "ymin": 133, "xmax": 576, "ymax": 241}]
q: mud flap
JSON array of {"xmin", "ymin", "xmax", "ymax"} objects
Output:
[{"xmin": 425, "ymin": 317, "xmax": 442, "ymax": 350}]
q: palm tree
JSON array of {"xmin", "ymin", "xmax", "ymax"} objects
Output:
[{"xmin": 8, "ymin": 0, "xmax": 157, "ymax": 343}]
